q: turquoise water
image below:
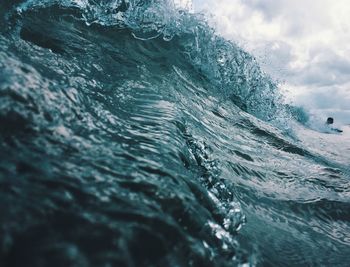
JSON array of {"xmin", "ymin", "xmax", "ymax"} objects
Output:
[{"xmin": 0, "ymin": 1, "xmax": 349, "ymax": 266}]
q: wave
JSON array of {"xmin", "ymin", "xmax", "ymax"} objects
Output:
[{"xmin": 1, "ymin": 1, "xmax": 349, "ymax": 266}]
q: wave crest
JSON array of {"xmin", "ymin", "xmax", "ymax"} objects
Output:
[{"xmin": 11, "ymin": 0, "xmax": 285, "ymax": 123}]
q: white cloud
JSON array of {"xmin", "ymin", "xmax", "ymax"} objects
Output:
[{"xmin": 193, "ymin": 0, "xmax": 350, "ymax": 123}]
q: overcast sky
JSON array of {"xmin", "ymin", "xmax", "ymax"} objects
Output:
[{"xmin": 192, "ymin": 0, "xmax": 350, "ymax": 123}]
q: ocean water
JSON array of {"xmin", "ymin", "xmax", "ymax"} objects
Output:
[{"xmin": 0, "ymin": 1, "xmax": 350, "ymax": 266}]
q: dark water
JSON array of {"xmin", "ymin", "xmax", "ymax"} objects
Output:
[{"xmin": 1, "ymin": 1, "xmax": 350, "ymax": 266}]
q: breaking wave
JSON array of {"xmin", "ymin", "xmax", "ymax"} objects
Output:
[{"xmin": 0, "ymin": 1, "xmax": 349, "ymax": 266}]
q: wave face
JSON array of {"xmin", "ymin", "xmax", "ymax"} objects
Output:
[{"xmin": 1, "ymin": 1, "xmax": 350, "ymax": 266}]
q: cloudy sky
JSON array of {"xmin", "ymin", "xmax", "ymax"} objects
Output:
[{"xmin": 192, "ymin": 0, "xmax": 350, "ymax": 123}]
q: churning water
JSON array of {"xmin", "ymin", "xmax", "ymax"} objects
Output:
[{"xmin": 0, "ymin": 1, "xmax": 349, "ymax": 266}]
